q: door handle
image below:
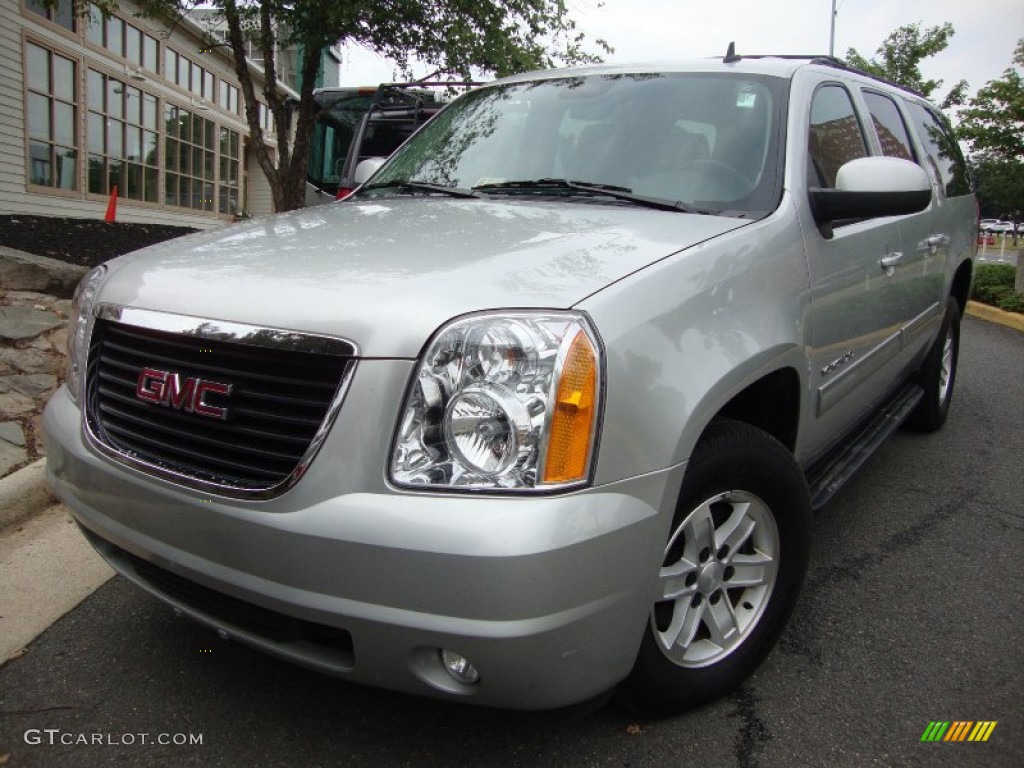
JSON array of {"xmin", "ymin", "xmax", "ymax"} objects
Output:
[
  {"xmin": 880, "ymin": 251, "xmax": 903, "ymax": 269},
  {"xmin": 926, "ymin": 234, "xmax": 948, "ymax": 252}
]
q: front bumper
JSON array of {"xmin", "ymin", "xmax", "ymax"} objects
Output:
[{"xmin": 44, "ymin": 383, "xmax": 685, "ymax": 710}]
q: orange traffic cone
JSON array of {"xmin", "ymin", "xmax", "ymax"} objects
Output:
[{"xmin": 104, "ymin": 184, "xmax": 118, "ymax": 222}]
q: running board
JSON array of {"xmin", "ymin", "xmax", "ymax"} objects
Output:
[{"xmin": 806, "ymin": 383, "xmax": 924, "ymax": 510}]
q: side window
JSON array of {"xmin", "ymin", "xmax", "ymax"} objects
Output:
[
  {"xmin": 808, "ymin": 85, "xmax": 868, "ymax": 188},
  {"xmin": 862, "ymin": 92, "xmax": 914, "ymax": 161},
  {"xmin": 906, "ymin": 103, "xmax": 971, "ymax": 198}
]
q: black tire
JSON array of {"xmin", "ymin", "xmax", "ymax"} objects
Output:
[
  {"xmin": 616, "ymin": 420, "xmax": 811, "ymax": 717},
  {"xmin": 906, "ymin": 300, "xmax": 960, "ymax": 432}
]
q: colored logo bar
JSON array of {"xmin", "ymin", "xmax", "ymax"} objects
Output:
[{"xmin": 920, "ymin": 721, "xmax": 997, "ymax": 742}]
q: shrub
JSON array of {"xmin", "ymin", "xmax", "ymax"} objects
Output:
[
  {"xmin": 997, "ymin": 292, "xmax": 1024, "ymax": 313},
  {"xmin": 971, "ymin": 264, "xmax": 1019, "ymax": 307}
]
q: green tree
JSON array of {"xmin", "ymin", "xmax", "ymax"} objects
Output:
[
  {"xmin": 957, "ymin": 39, "xmax": 1024, "ymax": 164},
  {"xmin": 959, "ymin": 40, "xmax": 1024, "ymax": 248},
  {"xmin": 970, "ymin": 158, "xmax": 1024, "ymax": 218},
  {"xmin": 846, "ymin": 22, "xmax": 967, "ymax": 108},
  {"xmin": 87, "ymin": 1, "xmax": 610, "ymax": 212}
]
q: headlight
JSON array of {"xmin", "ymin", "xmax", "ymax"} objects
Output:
[
  {"xmin": 66, "ymin": 265, "xmax": 107, "ymax": 403},
  {"xmin": 391, "ymin": 311, "xmax": 603, "ymax": 491}
]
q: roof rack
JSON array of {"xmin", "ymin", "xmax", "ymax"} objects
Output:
[
  {"xmin": 719, "ymin": 44, "xmax": 924, "ymax": 98},
  {"xmin": 366, "ymin": 81, "xmax": 477, "ymax": 119}
]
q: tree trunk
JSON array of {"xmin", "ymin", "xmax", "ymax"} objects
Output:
[{"xmin": 221, "ymin": 0, "xmax": 318, "ymax": 214}]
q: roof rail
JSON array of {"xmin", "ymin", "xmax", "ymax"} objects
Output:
[{"xmin": 719, "ymin": 49, "xmax": 925, "ymax": 98}]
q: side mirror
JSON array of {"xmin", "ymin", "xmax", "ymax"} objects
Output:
[
  {"xmin": 354, "ymin": 157, "xmax": 386, "ymax": 185},
  {"xmin": 810, "ymin": 156, "xmax": 932, "ymax": 225}
]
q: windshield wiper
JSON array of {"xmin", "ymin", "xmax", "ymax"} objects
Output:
[
  {"xmin": 473, "ymin": 178, "xmax": 699, "ymax": 213},
  {"xmin": 360, "ymin": 180, "xmax": 480, "ymax": 198}
]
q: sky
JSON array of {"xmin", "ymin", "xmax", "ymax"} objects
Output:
[{"xmin": 336, "ymin": 0, "xmax": 1023, "ymax": 106}]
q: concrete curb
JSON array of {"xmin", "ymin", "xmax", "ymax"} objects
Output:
[
  {"xmin": 966, "ymin": 301, "xmax": 1024, "ymax": 333},
  {"xmin": 0, "ymin": 458, "xmax": 55, "ymax": 531}
]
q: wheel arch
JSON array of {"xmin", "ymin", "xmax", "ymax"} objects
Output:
[
  {"xmin": 675, "ymin": 360, "xmax": 804, "ymax": 466},
  {"xmin": 712, "ymin": 367, "xmax": 801, "ymax": 453},
  {"xmin": 950, "ymin": 258, "xmax": 973, "ymax": 314}
]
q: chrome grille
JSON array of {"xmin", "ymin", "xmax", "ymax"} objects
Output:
[{"xmin": 84, "ymin": 311, "xmax": 355, "ymax": 496}]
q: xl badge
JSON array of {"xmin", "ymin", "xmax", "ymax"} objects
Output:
[{"xmin": 135, "ymin": 368, "xmax": 233, "ymax": 420}]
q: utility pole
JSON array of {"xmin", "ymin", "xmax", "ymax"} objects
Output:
[{"xmin": 829, "ymin": 0, "xmax": 837, "ymax": 57}]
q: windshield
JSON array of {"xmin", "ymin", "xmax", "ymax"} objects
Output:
[{"xmin": 361, "ymin": 72, "xmax": 787, "ymax": 216}]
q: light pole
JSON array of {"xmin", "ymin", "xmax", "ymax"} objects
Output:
[{"xmin": 829, "ymin": 0, "xmax": 837, "ymax": 57}]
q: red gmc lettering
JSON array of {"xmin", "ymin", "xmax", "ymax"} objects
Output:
[
  {"xmin": 135, "ymin": 368, "xmax": 232, "ymax": 420},
  {"xmin": 193, "ymin": 381, "xmax": 232, "ymax": 420},
  {"xmin": 136, "ymin": 368, "xmax": 166, "ymax": 404},
  {"xmin": 163, "ymin": 374, "xmax": 196, "ymax": 410}
]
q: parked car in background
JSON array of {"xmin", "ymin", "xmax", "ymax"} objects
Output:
[
  {"xmin": 980, "ymin": 219, "xmax": 1014, "ymax": 234},
  {"xmin": 45, "ymin": 51, "xmax": 975, "ymax": 716}
]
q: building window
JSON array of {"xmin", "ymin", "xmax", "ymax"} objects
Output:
[
  {"xmin": 85, "ymin": 5, "xmax": 160, "ymax": 74},
  {"xmin": 25, "ymin": 41, "xmax": 78, "ymax": 190},
  {"xmin": 218, "ymin": 127, "xmax": 241, "ymax": 214},
  {"xmin": 25, "ymin": 0, "xmax": 75, "ymax": 32},
  {"xmin": 165, "ymin": 104, "xmax": 216, "ymax": 211},
  {"xmin": 87, "ymin": 69, "xmax": 159, "ymax": 202},
  {"xmin": 219, "ymin": 81, "xmax": 239, "ymax": 114},
  {"xmin": 259, "ymin": 103, "xmax": 274, "ymax": 134},
  {"xmin": 165, "ymin": 48, "xmax": 214, "ymax": 101}
]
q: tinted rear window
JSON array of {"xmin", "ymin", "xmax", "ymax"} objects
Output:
[{"xmin": 906, "ymin": 102, "xmax": 970, "ymax": 197}]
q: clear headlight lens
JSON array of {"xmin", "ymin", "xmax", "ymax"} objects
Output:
[
  {"xmin": 391, "ymin": 311, "xmax": 602, "ymax": 491},
  {"xmin": 66, "ymin": 265, "xmax": 107, "ymax": 403}
]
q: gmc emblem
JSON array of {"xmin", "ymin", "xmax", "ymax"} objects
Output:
[{"xmin": 135, "ymin": 368, "xmax": 233, "ymax": 420}]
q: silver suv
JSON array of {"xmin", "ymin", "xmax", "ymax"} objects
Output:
[{"xmin": 45, "ymin": 53, "xmax": 975, "ymax": 716}]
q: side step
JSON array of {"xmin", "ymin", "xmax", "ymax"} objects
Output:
[{"xmin": 806, "ymin": 383, "xmax": 924, "ymax": 510}]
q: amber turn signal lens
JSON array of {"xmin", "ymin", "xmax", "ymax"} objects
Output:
[{"xmin": 543, "ymin": 331, "xmax": 598, "ymax": 483}]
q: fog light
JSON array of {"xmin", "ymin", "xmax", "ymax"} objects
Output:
[{"xmin": 440, "ymin": 649, "xmax": 480, "ymax": 685}]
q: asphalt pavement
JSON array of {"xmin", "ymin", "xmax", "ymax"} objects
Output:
[{"xmin": 0, "ymin": 315, "xmax": 1021, "ymax": 768}]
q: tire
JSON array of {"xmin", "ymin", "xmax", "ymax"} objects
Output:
[
  {"xmin": 616, "ymin": 420, "xmax": 811, "ymax": 717},
  {"xmin": 906, "ymin": 300, "xmax": 960, "ymax": 432}
]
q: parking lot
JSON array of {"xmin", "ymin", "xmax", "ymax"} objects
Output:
[{"xmin": 1, "ymin": 315, "xmax": 1021, "ymax": 768}]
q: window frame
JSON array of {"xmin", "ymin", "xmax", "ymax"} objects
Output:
[
  {"xmin": 85, "ymin": 64, "xmax": 162, "ymax": 206},
  {"xmin": 164, "ymin": 44, "xmax": 216, "ymax": 102},
  {"xmin": 22, "ymin": 0, "xmax": 77, "ymax": 38},
  {"xmin": 859, "ymin": 88, "xmax": 918, "ymax": 163},
  {"xmin": 163, "ymin": 99, "xmax": 219, "ymax": 213},
  {"xmin": 23, "ymin": 35, "xmax": 81, "ymax": 196},
  {"xmin": 904, "ymin": 100, "xmax": 971, "ymax": 199},
  {"xmin": 82, "ymin": 4, "xmax": 161, "ymax": 76},
  {"xmin": 806, "ymin": 81, "xmax": 870, "ymax": 190}
]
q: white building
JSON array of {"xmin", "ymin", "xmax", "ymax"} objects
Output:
[
  {"xmin": 1, "ymin": 0, "xmax": 297, "ymax": 228},
  {"xmin": 191, "ymin": 7, "xmax": 343, "ymax": 93}
]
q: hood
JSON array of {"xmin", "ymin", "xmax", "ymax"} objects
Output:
[{"xmin": 99, "ymin": 198, "xmax": 748, "ymax": 357}]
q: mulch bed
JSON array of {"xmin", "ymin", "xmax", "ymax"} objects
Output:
[{"xmin": 0, "ymin": 215, "xmax": 197, "ymax": 269}]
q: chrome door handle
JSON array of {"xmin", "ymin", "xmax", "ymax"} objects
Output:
[{"xmin": 880, "ymin": 252, "xmax": 903, "ymax": 269}]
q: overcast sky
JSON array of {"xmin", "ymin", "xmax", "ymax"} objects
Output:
[{"xmin": 337, "ymin": 0, "xmax": 1022, "ymax": 105}]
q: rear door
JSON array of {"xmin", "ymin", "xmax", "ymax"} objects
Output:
[
  {"xmin": 858, "ymin": 89, "xmax": 945, "ymax": 364},
  {"xmin": 900, "ymin": 101, "xmax": 973, "ymax": 357}
]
